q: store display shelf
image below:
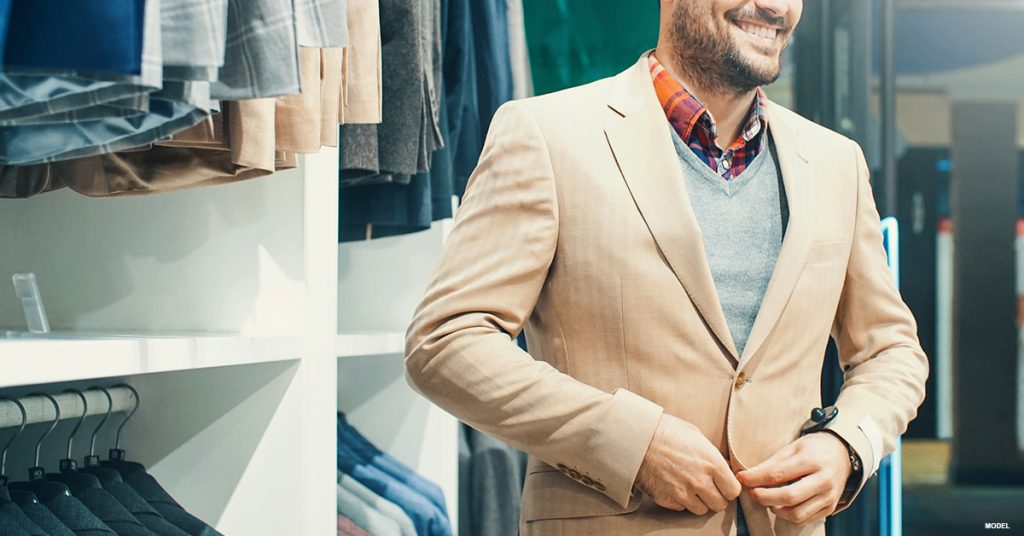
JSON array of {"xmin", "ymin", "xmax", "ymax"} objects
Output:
[
  {"xmin": 0, "ymin": 333, "xmax": 302, "ymax": 388},
  {"xmin": 336, "ymin": 331, "xmax": 406, "ymax": 358}
]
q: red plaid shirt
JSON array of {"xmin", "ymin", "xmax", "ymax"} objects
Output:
[{"xmin": 648, "ymin": 53, "xmax": 768, "ymax": 181}]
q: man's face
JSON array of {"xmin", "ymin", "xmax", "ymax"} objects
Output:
[{"xmin": 669, "ymin": 0, "xmax": 802, "ymax": 94}]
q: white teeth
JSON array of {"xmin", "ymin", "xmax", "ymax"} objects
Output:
[{"xmin": 739, "ymin": 22, "xmax": 776, "ymax": 40}]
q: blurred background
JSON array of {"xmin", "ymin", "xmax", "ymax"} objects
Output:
[{"xmin": 521, "ymin": 0, "xmax": 1024, "ymax": 534}]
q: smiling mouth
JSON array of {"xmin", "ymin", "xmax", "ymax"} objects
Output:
[{"xmin": 733, "ymin": 21, "xmax": 781, "ymax": 43}]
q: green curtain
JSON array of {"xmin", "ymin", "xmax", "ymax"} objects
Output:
[{"xmin": 522, "ymin": 0, "xmax": 659, "ymax": 95}]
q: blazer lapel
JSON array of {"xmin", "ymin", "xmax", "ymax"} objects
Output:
[
  {"xmin": 604, "ymin": 56, "xmax": 741, "ymax": 364},
  {"xmin": 738, "ymin": 102, "xmax": 815, "ymax": 368}
]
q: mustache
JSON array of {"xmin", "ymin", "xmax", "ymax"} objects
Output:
[{"xmin": 725, "ymin": 6, "xmax": 791, "ymax": 32}]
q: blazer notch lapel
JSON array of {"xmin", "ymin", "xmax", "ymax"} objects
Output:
[
  {"xmin": 739, "ymin": 109, "xmax": 816, "ymax": 367},
  {"xmin": 604, "ymin": 57, "xmax": 741, "ymax": 364}
]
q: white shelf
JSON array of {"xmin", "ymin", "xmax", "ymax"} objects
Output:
[
  {"xmin": 0, "ymin": 333, "xmax": 302, "ymax": 388},
  {"xmin": 336, "ymin": 331, "xmax": 406, "ymax": 358}
]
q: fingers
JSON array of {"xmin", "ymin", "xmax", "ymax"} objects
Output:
[
  {"xmin": 680, "ymin": 492, "xmax": 712, "ymax": 516},
  {"xmin": 736, "ymin": 449, "xmax": 815, "ymax": 489},
  {"xmin": 712, "ymin": 469, "xmax": 743, "ymax": 502},
  {"xmin": 805, "ymin": 503, "xmax": 836, "ymax": 524},
  {"xmin": 651, "ymin": 492, "xmax": 710, "ymax": 515},
  {"xmin": 748, "ymin": 473, "xmax": 829, "ymax": 508},
  {"xmin": 698, "ymin": 450, "xmax": 741, "ymax": 511},
  {"xmin": 772, "ymin": 495, "xmax": 836, "ymax": 525},
  {"xmin": 688, "ymin": 472, "xmax": 728, "ymax": 512},
  {"xmin": 697, "ymin": 487, "xmax": 730, "ymax": 513},
  {"xmin": 652, "ymin": 482, "xmax": 721, "ymax": 515},
  {"xmin": 653, "ymin": 496, "xmax": 687, "ymax": 512}
]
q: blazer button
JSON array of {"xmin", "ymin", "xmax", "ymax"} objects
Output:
[
  {"xmin": 734, "ymin": 371, "xmax": 748, "ymax": 390},
  {"xmin": 594, "ymin": 482, "xmax": 607, "ymax": 492},
  {"xmin": 557, "ymin": 463, "xmax": 569, "ymax": 474},
  {"xmin": 568, "ymin": 468, "xmax": 582, "ymax": 481},
  {"xmin": 581, "ymin": 475, "xmax": 594, "ymax": 486}
]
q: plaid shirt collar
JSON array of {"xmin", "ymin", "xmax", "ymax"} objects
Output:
[{"xmin": 648, "ymin": 52, "xmax": 769, "ymax": 177}]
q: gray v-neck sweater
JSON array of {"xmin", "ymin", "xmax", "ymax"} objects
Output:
[{"xmin": 669, "ymin": 129, "xmax": 789, "ymax": 357}]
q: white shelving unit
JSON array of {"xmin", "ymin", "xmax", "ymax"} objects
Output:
[
  {"xmin": 337, "ymin": 217, "xmax": 461, "ymax": 534},
  {"xmin": 0, "ymin": 334, "xmax": 302, "ymax": 388},
  {"xmin": 0, "ymin": 144, "xmax": 461, "ymax": 534},
  {"xmin": 336, "ymin": 331, "xmax": 406, "ymax": 358}
]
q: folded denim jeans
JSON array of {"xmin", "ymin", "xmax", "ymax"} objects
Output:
[{"xmin": 0, "ymin": 94, "xmax": 209, "ymax": 165}]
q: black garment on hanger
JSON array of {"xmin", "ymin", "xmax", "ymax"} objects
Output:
[
  {"xmin": 39, "ymin": 494, "xmax": 116, "ymax": 536},
  {"xmin": 0, "ymin": 486, "xmax": 46, "ymax": 536},
  {"xmin": 80, "ymin": 468, "xmax": 187, "ymax": 536},
  {"xmin": 68, "ymin": 485, "xmax": 155, "ymax": 536},
  {"xmin": 0, "ymin": 506, "xmax": 32, "ymax": 536},
  {"xmin": 8, "ymin": 479, "xmax": 117, "ymax": 536},
  {"xmin": 46, "ymin": 464, "xmax": 155, "ymax": 536},
  {"xmin": 10, "ymin": 491, "xmax": 75, "ymax": 536},
  {"xmin": 100, "ymin": 463, "xmax": 221, "ymax": 536}
]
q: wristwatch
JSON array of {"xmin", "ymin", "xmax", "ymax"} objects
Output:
[
  {"xmin": 800, "ymin": 406, "xmax": 863, "ymax": 506},
  {"xmin": 799, "ymin": 406, "xmax": 839, "ymax": 435}
]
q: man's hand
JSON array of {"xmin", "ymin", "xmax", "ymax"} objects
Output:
[
  {"xmin": 736, "ymin": 432, "xmax": 853, "ymax": 525},
  {"xmin": 635, "ymin": 414, "xmax": 742, "ymax": 515}
]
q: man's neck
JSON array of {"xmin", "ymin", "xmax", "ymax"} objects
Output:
[{"xmin": 653, "ymin": 47, "xmax": 759, "ymax": 150}]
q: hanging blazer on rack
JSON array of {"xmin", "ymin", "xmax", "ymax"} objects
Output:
[
  {"xmin": 0, "ymin": 487, "xmax": 46, "ymax": 536},
  {"xmin": 405, "ymin": 53, "xmax": 929, "ymax": 536},
  {"xmin": 9, "ymin": 491, "xmax": 75, "ymax": 536}
]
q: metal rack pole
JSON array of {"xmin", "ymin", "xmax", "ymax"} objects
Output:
[{"xmin": 0, "ymin": 387, "xmax": 135, "ymax": 429}]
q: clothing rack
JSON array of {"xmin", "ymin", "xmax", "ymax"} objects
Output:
[{"xmin": 0, "ymin": 387, "xmax": 135, "ymax": 429}]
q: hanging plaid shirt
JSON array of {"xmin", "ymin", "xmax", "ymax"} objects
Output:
[{"xmin": 648, "ymin": 53, "xmax": 769, "ymax": 181}]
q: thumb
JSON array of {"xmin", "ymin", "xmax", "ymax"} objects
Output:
[{"xmin": 736, "ymin": 441, "xmax": 797, "ymax": 483}]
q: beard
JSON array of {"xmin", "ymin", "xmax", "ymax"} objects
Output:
[{"xmin": 668, "ymin": 2, "xmax": 792, "ymax": 96}]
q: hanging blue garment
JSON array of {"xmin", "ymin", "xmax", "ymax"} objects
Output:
[
  {"xmin": 338, "ymin": 414, "xmax": 449, "ymax": 516},
  {"xmin": 3, "ymin": 0, "xmax": 146, "ymax": 74},
  {"xmin": 468, "ymin": 0, "xmax": 513, "ymax": 142},
  {"xmin": 0, "ymin": 0, "xmax": 161, "ymax": 122},
  {"xmin": 0, "ymin": 0, "xmax": 11, "ymax": 67},
  {"xmin": 0, "ymin": 0, "xmax": 217, "ymax": 165},
  {"xmin": 337, "ymin": 441, "xmax": 452, "ymax": 536}
]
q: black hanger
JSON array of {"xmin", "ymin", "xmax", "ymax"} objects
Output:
[
  {"xmin": 0, "ymin": 396, "xmax": 27, "ymax": 488},
  {"xmin": 77, "ymin": 388, "xmax": 125, "ymax": 487},
  {"xmin": 100, "ymin": 385, "xmax": 146, "ymax": 478},
  {"xmin": 0, "ymin": 396, "xmax": 26, "ymax": 507},
  {"xmin": 97, "ymin": 386, "xmax": 223, "ymax": 536},
  {"xmin": 44, "ymin": 390, "xmax": 102, "ymax": 494},
  {"xmin": 7, "ymin": 393, "xmax": 72, "ymax": 502},
  {"xmin": 1, "ymin": 397, "xmax": 40, "ymax": 507}
]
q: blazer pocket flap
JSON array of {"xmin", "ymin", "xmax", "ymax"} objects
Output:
[{"xmin": 521, "ymin": 468, "xmax": 643, "ymax": 522}]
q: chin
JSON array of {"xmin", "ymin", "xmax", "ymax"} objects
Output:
[{"xmin": 734, "ymin": 50, "xmax": 782, "ymax": 82}]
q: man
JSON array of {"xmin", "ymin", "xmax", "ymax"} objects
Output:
[{"xmin": 405, "ymin": 0, "xmax": 929, "ymax": 534}]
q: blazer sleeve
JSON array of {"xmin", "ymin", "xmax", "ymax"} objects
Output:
[
  {"xmin": 405, "ymin": 100, "xmax": 664, "ymax": 508},
  {"xmin": 825, "ymin": 141, "xmax": 929, "ymax": 513}
]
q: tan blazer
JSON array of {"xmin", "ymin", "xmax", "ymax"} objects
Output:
[{"xmin": 405, "ymin": 54, "xmax": 928, "ymax": 536}]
